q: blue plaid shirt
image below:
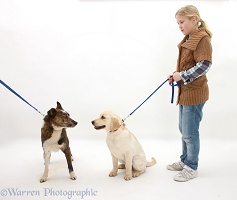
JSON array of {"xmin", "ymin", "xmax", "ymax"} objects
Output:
[{"xmin": 180, "ymin": 60, "xmax": 211, "ymax": 85}]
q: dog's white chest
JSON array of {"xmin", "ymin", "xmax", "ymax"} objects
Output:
[
  {"xmin": 43, "ymin": 130, "xmax": 64, "ymax": 152},
  {"xmin": 106, "ymin": 136, "xmax": 127, "ymax": 161}
]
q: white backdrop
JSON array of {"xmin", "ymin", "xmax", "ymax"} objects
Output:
[
  {"xmin": 1, "ymin": 0, "xmax": 237, "ymax": 143},
  {"xmin": 1, "ymin": 1, "xmax": 237, "ymax": 200}
]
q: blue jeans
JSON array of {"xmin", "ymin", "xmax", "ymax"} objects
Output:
[{"xmin": 179, "ymin": 103, "xmax": 205, "ymax": 170}]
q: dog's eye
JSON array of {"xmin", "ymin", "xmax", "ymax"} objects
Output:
[
  {"xmin": 101, "ymin": 115, "xmax": 106, "ymax": 119},
  {"xmin": 62, "ymin": 113, "xmax": 69, "ymax": 117}
]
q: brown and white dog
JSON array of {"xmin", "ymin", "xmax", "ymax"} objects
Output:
[
  {"xmin": 40, "ymin": 102, "xmax": 77, "ymax": 183},
  {"xmin": 92, "ymin": 111, "xmax": 156, "ymax": 181}
]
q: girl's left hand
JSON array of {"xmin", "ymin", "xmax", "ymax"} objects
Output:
[{"xmin": 173, "ymin": 72, "xmax": 182, "ymax": 82}]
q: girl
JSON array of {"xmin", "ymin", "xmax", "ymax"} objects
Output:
[{"xmin": 167, "ymin": 5, "xmax": 212, "ymax": 182}]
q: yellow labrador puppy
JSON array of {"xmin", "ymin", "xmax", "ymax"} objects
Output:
[{"xmin": 91, "ymin": 111, "xmax": 156, "ymax": 181}]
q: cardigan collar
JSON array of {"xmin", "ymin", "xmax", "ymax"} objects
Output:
[{"xmin": 178, "ymin": 27, "xmax": 208, "ymax": 51}]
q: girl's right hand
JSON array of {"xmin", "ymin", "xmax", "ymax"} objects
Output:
[{"xmin": 167, "ymin": 75, "xmax": 174, "ymax": 83}]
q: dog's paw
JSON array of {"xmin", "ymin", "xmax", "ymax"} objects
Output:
[
  {"xmin": 70, "ymin": 171, "xmax": 77, "ymax": 180},
  {"xmin": 124, "ymin": 174, "xmax": 132, "ymax": 181},
  {"xmin": 40, "ymin": 177, "xmax": 47, "ymax": 183},
  {"xmin": 118, "ymin": 164, "xmax": 125, "ymax": 169},
  {"xmin": 109, "ymin": 171, "xmax": 117, "ymax": 177},
  {"xmin": 132, "ymin": 171, "xmax": 142, "ymax": 178}
]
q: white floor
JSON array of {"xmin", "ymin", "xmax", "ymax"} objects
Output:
[{"xmin": 0, "ymin": 138, "xmax": 236, "ymax": 200}]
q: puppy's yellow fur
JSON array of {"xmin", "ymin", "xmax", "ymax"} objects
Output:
[{"xmin": 92, "ymin": 111, "xmax": 156, "ymax": 181}]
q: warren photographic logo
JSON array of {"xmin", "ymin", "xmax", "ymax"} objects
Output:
[{"xmin": 1, "ymin": 188, "xmax": 98, "ymax": 199}]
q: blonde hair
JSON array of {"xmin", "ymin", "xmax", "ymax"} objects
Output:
[{"xmin": 176, "ymin": 5, "xmax": 212, "ymax": 39}]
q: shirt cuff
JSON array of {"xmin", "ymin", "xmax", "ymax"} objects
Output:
[{"xmin": 180, "ymin": 71, "xmax": 193, "ymax": 85}]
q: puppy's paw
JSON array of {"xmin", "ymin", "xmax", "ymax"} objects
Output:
[
  {"xmin": 70, "ymin": 171, "xmax": 77, "ymax": 180},
  {"xmin": 132, "ymin": 171, "xmax": 142, "ymax": 177},
  {"xmin": 109, "ymin": 171, "xmax": 117, "ymax": 177},
  {"xmin": 40, "ymin": 177, "xmax": 47, "ymax": 183},
  {"xmin": 118, "ymin": 164, "xmax": 125, "ymax": 169},
  {"xmin": 124, "ymin": 174, "xmax": 132, "ymax": 181}
]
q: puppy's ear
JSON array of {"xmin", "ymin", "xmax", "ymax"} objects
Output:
[
  {"xmin": 110, "ymin": 117, "xmax": 120, "ymax": 132},
  {"xmin": 47, "ymin": 108, "xmax": 56, "ymax": 118},
  {"xmin": 56, "ymin": 101, "xmax": 63, "ymax": 110}
]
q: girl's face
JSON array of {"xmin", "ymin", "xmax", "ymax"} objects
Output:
[{"xmin": 176, "ymin": 15, "xmax": 198, "ymax": 36}]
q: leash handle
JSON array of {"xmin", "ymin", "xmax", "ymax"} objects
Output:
[
  {"xmin": 170, "ymin": 81, "xmax": 180, "ymax": 103},
  {"xmin": 169, "ymin": 81, "xmax": 180, "ymax": 104},
  {"xmin": 0, "ymin": 79, "xmax": 45, "ymax": 117},
  {"xmin": 168, "ymin": 75, "xmax": 180, "ymax": 104}
]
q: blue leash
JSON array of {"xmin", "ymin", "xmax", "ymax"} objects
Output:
[
  {"xmin": 0, "ymin": 79, "xmax": 45, "ymax": 116},
  {"xmin": 1, "ymin": 78, "xmax": 179, "ymax": 119},
  {"xmin": 170, "ymin": 80, "xmax": 180, "ymax": 104},
  {"xmin": 123, "ymin": 78, "xmax": 180, "ymax": 122}
]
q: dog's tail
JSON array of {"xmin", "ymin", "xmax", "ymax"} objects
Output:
[{"xmin": 146, "ymin": 157, "xmax": 157, "ymax": 167}]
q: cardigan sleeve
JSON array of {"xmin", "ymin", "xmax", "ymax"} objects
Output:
[{"xmin": 193, "ymin": 36, "xmax": 212, "ymax": 63}]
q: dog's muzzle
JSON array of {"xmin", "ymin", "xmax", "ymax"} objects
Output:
[
  {"xmin": 91, "ymin": 121, "xmax": 105, "ymax": 130},
  {"xmin": 69, "ymin": 120, "xmax": 78, "ymax": 127}
]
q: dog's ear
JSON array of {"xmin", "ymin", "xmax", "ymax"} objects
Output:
[
  {"xmin": 110, "ymin": 117, "xmax": 120, "ymax": 132},
  {"xmin": 47, "ymin": 108, "xmax": 56, "ymax": 118},
  {"xmin": 56, "ymin": 101, "xmax": 63, "ymax": 110}
]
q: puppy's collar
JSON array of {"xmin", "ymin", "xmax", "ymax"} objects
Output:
[{"xmin": 109, "ymin": 120, "xmax": 125, "ymax": 133}]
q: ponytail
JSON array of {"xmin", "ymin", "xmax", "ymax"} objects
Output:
[{"xmin": 199, "ymin": 19, "xmax": 212, "ymax": 40}]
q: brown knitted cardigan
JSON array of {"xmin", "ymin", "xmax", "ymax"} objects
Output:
[{"xmin": 176, "ymin": 27, "xmax": 212, "ymax": 105}]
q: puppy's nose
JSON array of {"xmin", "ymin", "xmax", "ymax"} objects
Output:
[
  {"xmin": 91, "ymin": 121, "xmax": 95, "ymax": 125},
  {"xmin": 73, "ymin": 121, "xmax": 78, "ymax": 126}
]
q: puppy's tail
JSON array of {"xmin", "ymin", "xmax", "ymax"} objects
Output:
[{"xmin": 146, "ymin": 157, "xmax": 157, "ymax": 167}]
